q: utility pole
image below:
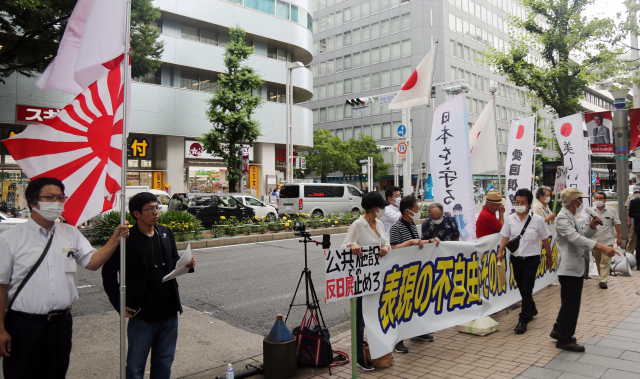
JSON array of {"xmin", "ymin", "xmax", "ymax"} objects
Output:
[
  {"xmin": 402, "ymin": 108, "xmax": 412, "ymax": 196},
  {"xmin": 368, "ymin": 156, "xmax": 373, "ymax": 192},
  {"xmin": 611, "ymin": 88, "xmax": 631, "ymax": 244}
]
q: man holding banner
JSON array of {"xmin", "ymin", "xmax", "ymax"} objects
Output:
[
  {"xmin": 553, "ymin": 188, "xmax": 617, "ymax": 352},
  {"xmin": 498, "ymin": 188, "xmax": 552, "ymax": 334}
]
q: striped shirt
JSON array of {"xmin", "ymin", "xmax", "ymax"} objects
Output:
[{"xmin": 389, "ymin": 218, "xmax": 419, "ymax": 246}]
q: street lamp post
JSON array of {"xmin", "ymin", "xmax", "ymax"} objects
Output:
[
  {"xmin": 286, "ymin": 62, "xmax": 305, "ymax": 184},
  {"xmin": 610, "ymin": 87, "xmax": 631, "ymax": 244}
]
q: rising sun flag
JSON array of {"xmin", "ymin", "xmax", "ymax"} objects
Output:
[{"xmin": 2, "ymin": 65, "xmax": 125, "ymax": 226}]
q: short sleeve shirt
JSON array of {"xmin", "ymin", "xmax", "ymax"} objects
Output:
[
  {"xmin": 476, "ymin": 206, "xmax": 503, "ymax": 238},
  {"xmin": 389, "ymin": 218, "xmax": 419, "ymax": 246},
  {"xmin": 421, "ymin": 215, "xmax": 459, "ymax": 241},
  {"xmin": 500, "ymin": 212, "xmax": 551, "ymax": 257},
  {"xmin": 0, "ymin": 219, "xmax": 96, "ymax": 314},
  {"xmin": 588, "ymin": 205, "xmax": 620, "ymax": 246}
]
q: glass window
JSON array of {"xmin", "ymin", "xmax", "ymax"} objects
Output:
[
  {"xmin": 276, "ymin": 0, "xmax": 290, "ymax": 19},
  {"xmin": 353, "ymin": 4, "xmax": 361, "ymax": 19},
  {"xmin": 382, "ymin": 122, "xmax": 391, "ymax": 138},
  {"xmin": 327, "ymin": 59, "xmax": 334, "ymax": 74},
  {"xmin": 318, "ymin": 108, "xmax": 326, "ymax": 122},
  {"xmin": 381, "ymin": 0, "xmax": 390, "ymax": 10},
  {"xmin": 245, "ymin": 0, "xmax": 276, "ymax": 15},
  {"xmin": 363, "ymin": 124, "xmax": 371, "ymax": 136},
  {"xmin": 371, "ymin": 0, "xmax": 379, "ymax": 13},
  {"xmin": 353, "ymin": 28, "xmax": 361, "ymax": 44},
  {"xmin": 326, "ymin": 13, "xmax": 334, "ymax": 28},
  {"xmin": 354, "ymin": 126, "xmax": 362, "ymax": 138},
  {"xmin": 336, "ymin": 10, "xmax": 343, "ymax": 25},
  {"xmin": 268, "ymin": 45, "xmax": 278, "ymax": 59},
  {"xmin": 391, "ymin": 41, "xmax": 400, "ymax": 59},
  {"xmin": 328, "ymin": 106, "xmax": 335, "ymax": 121},
  {"xmin": 344, "ymin": 78, "xmax": 352, "ymax": 93},
  {"xmin": 344, "ymin": 54, "xmax": 352, "ymax": 69},
  {"xmin": 381, "ymin": 44, "xmax": 390, "ymax": 60},
  {"xmin": 353, "ymin": 52, "xmax": 361, "ymax": 67},
  {"xmin": 390, "ymin": 16, "xmax": 401, "ymax": 33},
  {"xmin": 312, "ymin": 86, "xmax": 318, "ymax": 100},
  {"xmin": 344, "ymin": 31, "xmax": 351, "ymax": 46},
  {"xmin": 372, "ymin": 98, "xmax": 381, "ymax": 114},
  {"xmin": 371, "ymin": 22, "xmax": 380, "ymax": 39},
  {"xmin": 319, "ymin": 17, "xmax": 325, "ymax": 31},
  {"xmin": 450, "ymin": 66, "xmax": 456, "ymax": 80},
  {"xmin": 449, "ymin": 13, "xmax": 456, "ymax": 31},
  {"xmin": 336, "ymin": 56, "xmax": 343, "ymax": 71},
  {"xmin": 180, "ymin": 70, "xmax": 199, "ymax": 90},
  {"xmin": 344, "ymin": 105, "xmax": 352, "ymax": 118},
  {"xmin": 402, "ymin": 65, "xmax": 412, "ymax": 81},
  {"xmin": 313, "ymin": 109, "xmax": 318, "ymax": 123},
  {"xmin": 269, "ymin": 86, "xmax": 279, "ymax": 102},
  {"xmin": 381, "ymin": 19, "xmax": 390, "ymax": 35},
  {"xmin": 319, "ymin": 61, "xmax": 326, "ymax": 76},
  {"xmin": 392, "ymin": 68, "xmax": 401, "ymax": 85},
  {"xmin": 291, "ymin": 4, "xmax": 299, "ymax": 22},
  {"xmin": 372, "ymin": 72, "xmax": 381, "ymax": 88},
  {"xmin": 181, "ymin": 25, "xmax": 199, "ymax": 41},
  {"xmin": 336, "ymin": 33, "xmax": 343, "ymax": 49},
  {"xmin": 344, "ymin": 127, "xmax": 353, "ymax": 140},
  {"xmin": 381, "ymin": 70, "xmax": 390, "ymax": 87},
  {"xmin": 319, "ymin": 84, "xmax": 326, "ymax": 99},
  {"xmin": 372, "ymin": 47, "xmax": 380, "ymax": 63},
  {"xmin": 344, "ymin": 7, "xmax": 351, "ymax": 22},
  {"xmin": 277, "ymin": 87, "xmax": 286, "ymax": 103},
  {"xmin": 362, "ymin": 49, "xmax": 371, "ymax": 65},
  {"xmin": 401, "ymin": 13, "xmax": 410, "ymax": 30},
  {"xmin": 336, "ymin": 80, "xmax": 344, "ymax": 96},
  {"xmin": 402, "ymin": 39, "xmax": 411, "ymax": 56},
  {"xmin": 373, "ymin": 123, "xmax": 382, "ymax": 140},
  {"xmin": 278, "ymin": 48, "xmax": 288, "ymax": 61},
  {"xmin": 362, "ymin": 25, "xmax": 370, "ymax": 40},
  {"xmin": 327, "ymin": 82, "xmax": 335, "ymax": 97},
  {"xmin": 353, "ymin": 76, "xmax": 362, "ymax": 92},
  {"xmin": 313, "ymin": 19, "xmax": 318, "ymax": 33},
  {"xmin": 362, "ymin": 74, "xmax": 371, "ymax": 90},
  {"xmin": 362, "ymin": 1, "xmax": 370, "ymax": 16},
  {"xmin": 336, "ymin": 104, "xmax": 344, "ymax": 120},
  {"xmin": 201, "ymin": 29, "xmax": 218, "ymax": 45},
  {"xmin": 463, "ymin": 20, "xmax": 469, "ymax": 36}
]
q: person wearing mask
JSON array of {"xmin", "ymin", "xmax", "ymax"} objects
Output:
[
  {"xmin": 421, "ymin": 203, "xmax": 460, "ymax": 242},
  {"xmin": 388, "ymin": 195, "xmax": 440, "ymax": 353},
  {"xmin": 274, "ymin": 186, "xmax": 280, "ymax": 207},
  {"xmin": 625, "ymin": 186, "xmax": 640, "ymax": 266},
  {"xmin": 587, "ymin": 191, "xmax": 621, "ymax": 289},
  {"xmin": 381, "ymin": 186, "xmax": 402, "ymax": 238},
  {"xmin": 532, "ymin": 186, "xmax": 556, "ymax": 225},
  {"xmin": 341, "ymin": 191, "xmax": 391, "ymax": 371},
  {"xmin": 476, "ymin": 190, "xmax": 506, "ymax": 238},
  {"xmin": 498, "ymin": 188, "xmax": 552, "ymax": 335},
  {"xmin": 552, "ymin": 188, "xmax": 617, "ymax": 352}
]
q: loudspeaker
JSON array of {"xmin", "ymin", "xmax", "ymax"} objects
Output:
[
  {"xmin": 611, "ymin": 257, "xmax": 633, "ymax": 276},
  {"xmin": 624, "ymin": 252, "xmax": 637, "ymax": 269}
]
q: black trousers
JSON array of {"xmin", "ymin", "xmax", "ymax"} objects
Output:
[
  {"xmin": 511, "ymin": 255, "xmax": 540, "ymax": 324},
  {"xmin": 2, "ymin": 311, "xmax": 73, "ymax": 379},
  {"xmin": 553, "ymin": 275, "xmax": 584, "ymax": 345}
]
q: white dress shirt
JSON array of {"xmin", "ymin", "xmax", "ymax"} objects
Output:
[
  {"xmin": 588, "ymin": 205, "xmax": 620, "ymax": 246},
  {"xmin": 342, "ymin": 216, "xmax": 391, "ymax": 249},
  {"xmin": 381, "ymin": 204, "xmax": 401, "ymax": 239},
  {"xmin": 0, "ymin": 219, "xmax": 96, "ymax": 314},
  {"xmin": 500, "ymin": 212, "xmax": 551, "ymax": 257}
]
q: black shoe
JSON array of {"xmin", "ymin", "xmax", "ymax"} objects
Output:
[
  {"xmin": 549, "ymin": 330, "xmax": 577, "ymax": 343},
  {"xmin": 394, "ymin": 341, "xmax": 409, "ymax": 353},
  {"xmin": 533, "ymin": 307, "xmax": 539, "ymax": 317},
  {"xmin": 514, "ymin": 322, "xmax": 528, "ymax": 334},
  {"xmin": 356, "ymin": 358, "xmax": 375, "ymax": 371},
  {"xmin": 411, "ymin": 334, "xmax": 434, "ymax": 341},
  {"xmin": 599, "ymin": 282, "xmax": 608, "ymax": 289},
  {"xmin": 556, "ymin": 341, "xmax": 585, "ymax": 352}
]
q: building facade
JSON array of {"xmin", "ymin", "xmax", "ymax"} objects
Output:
[{"xmin": 0, "ymin": 0, "xmax": 314, "ymax": 209}]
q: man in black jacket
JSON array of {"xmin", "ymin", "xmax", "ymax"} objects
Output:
[
  {"xmin": 629, "ymin": 188, "xmax": 640, "ymax": 249},
  {"xmin": 102, "ymin": 192, "xmax": 195, "ymax": 379}
]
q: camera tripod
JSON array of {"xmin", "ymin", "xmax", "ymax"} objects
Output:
[{"xmin": 284, "ymin": 231, "xmax": 330, "ymax": 328}]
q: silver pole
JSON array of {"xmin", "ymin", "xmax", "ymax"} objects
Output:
[
  {"xmin": 285, "ymin": 68, "xmax": 291, "ymax": 183},
  {"xmin": 532, "ymin": 115, "xmax": 538, "ymax": 189},
  {"xmin": 289, "ymin": 73, "xmax": 294, "ymax": 183},
  {"xmin": 402, "ymin": 108, "xmax": 411, "ymax": 196},
  {"xmin": 368, "ymin": 156, "xmax": 373, "ymax": 193},
  {"xmin": 614, "ymin": 108, "xmax": 630, "ymax": 243},
  {"xmin": 491, "ymin": 93, "xmax": 503, "ymax": 193},
  {"xmin": 120, "ymin": 0, "xmax": 132, "ymax": 377}
]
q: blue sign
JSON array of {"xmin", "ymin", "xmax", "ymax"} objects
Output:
[
  {"xmin": 424, "ymin": 175, "xmax": 434, "ymax": 200},
  {"xmin": 592, "ymin": 178, "xmax": 597, "ymax": 184},
  {"xmin": 397, "ymin": 124, "xmax": 407, "ymax": 137},
  {"xmin": 378, "ymin": 94, "xmax": 395, "ymax": 105},
  {"xmin": 397, "ymin": 164, "xmax": 402, "ymax": 168},
  {"xmin": 592, "ymin": 173, "xmax": 596, "ymax": 178}
]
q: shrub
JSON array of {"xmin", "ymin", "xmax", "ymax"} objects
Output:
[{"xmin": 91, "ymin": 211, "xmax": 135, "ymax": 244}]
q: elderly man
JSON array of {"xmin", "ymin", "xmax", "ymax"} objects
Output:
[
  {"xmin": 381, "ymin": 186, "xmax": 402, "ymax": 238},
  {"xmin": 588, "ymin": 191, "xmax": 621, "ymax": 289},
  {"xmin": 476, "ymin": 189, "xmax": 506, "ymax": 238},
  {"xmin": 592, "ymin": 114, "xmax": 611, "ymax": 144},
  {"xmin": 421, "ymin": 203, "xmax": 459, "ymax": 242},
  {"xmin": 552, "ymin": 188, "xmax": 617, "ymax": 352}
]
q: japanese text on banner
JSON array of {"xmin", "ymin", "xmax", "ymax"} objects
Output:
[
  {"xmin": 324, "ymin": 245, "xmax": 382, "ymax": 302},
  {"xmin": 504, "ymin": 116, "xmax": 536, "ymax": 215}
]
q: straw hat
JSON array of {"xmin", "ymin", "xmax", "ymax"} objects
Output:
[{"xmin": 484, "ymin": 190, "xmax": 505, "ymax": 204}]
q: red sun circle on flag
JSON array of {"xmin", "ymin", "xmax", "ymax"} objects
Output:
[
  {"xmin": 560, "ymin": 123, "xmax": 572, "ymax": 137},
  {"xmin": 516, "ymin": 125, "xmax": 525, "ymax": 139},
  {"xmin": 402, "ymin": 70, "xmax": 418, "ymax": 90}
]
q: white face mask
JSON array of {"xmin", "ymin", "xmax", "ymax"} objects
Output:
[
  {"xmin": 408, "ymin": 210, "xmax": 421, "ymax": 223},
  {"xmin": 394, "ymin": 197, "xmax": 401, "ymax": 206},
  {"xmin": 375, "ymin": 207, "xmax": 386, "ymax": 219},
  {"xmin": 575, "ymin": 201, "xmax": 584, "ymax": 213},
  {"xmin": 33, "ymin": 201, "xmax": 65, "ymax": 221},
  {"xmin": 514, "ymin": 205, "xmax": 527, "ymax": 214},
  {"xmin": 544, "ymin": 196, "xmax": 551, "ymax": 204},
  {"xmin": 432, "ymin": 218, "xmax": 443, "ymax": 225},
  {"xmin": 594, "ymin": 201, "xmax": 605, "ymax": 207},
  {"xmin": 635, "ymin": 193, "xmax": 640, "ymax": 198}
]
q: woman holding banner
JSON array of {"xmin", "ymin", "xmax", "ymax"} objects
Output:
[
  {"xmin": 498, "ymin": 188, "xmax": 553, "ymax": 335},
  {"xmin": 342, "ymin": 191, "xmax": 391, "ymax": 371}
]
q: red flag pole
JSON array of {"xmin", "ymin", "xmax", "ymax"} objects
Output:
[{"xmin": 120, "ymin": 0, "xmax": 132, "ymax": 377}]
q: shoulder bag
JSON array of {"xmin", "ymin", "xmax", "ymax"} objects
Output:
[
  {"xmin": 402, "ymin": 222, "xmax": 419, "ymax": 240},
  {"xmin": 505, "ymin": 215, "xmax": 531, "ymax": 254},
  {"xmin": 7, "ymin": 230, "xmax": 55, "ymax": 312}
]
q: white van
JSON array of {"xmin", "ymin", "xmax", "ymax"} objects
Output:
[
  {"xmin": 113, "ymin": 186, "xmax": 172, "ymax": 212},
  {"xmin": 279, "ymin": 183, "xmax": 364, "ymax": 217}
]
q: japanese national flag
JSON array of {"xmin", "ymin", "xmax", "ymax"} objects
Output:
[
  {"xmin": 36, "ymin": 0, "xmax": 127, "ymax": 96},
  {"xmin": 469, "ymin": 97, "xmax": 499, "ymax": 174},
  {"xmin": 553, "ymin": 113, "xmax": 590, "ymax": 197},
  {"xmin": 388, "ymin": 42, "xmax": 438, "ymax": 110}
]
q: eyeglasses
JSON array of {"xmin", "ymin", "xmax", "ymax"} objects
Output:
[
  {"xmin": 38, "ymin": 195, "xmax": 68, "ymax": 203},
  {"xmin": 142, "ymin": 206, "xmax": 161, "ymax": 212}
]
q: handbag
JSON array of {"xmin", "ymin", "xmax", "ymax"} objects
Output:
[
  {"xmin": 363, "ymin": 341, "xmax": 393, "ymax": 368},
  {"xmin": 292, "ymin": 308, "xmax": 334, "ymax": 368},
  {"xmin": 504, "ymin": 215, "xmax": 531, "ymax": 254},
  {"xmin": 496, "ymin": 260, "xmax": 507, "ymax": 288}
]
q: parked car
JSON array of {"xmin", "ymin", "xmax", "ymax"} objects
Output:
[
  {"xmin": 279, "ymin": 183, "xmax": 363, "ymax": 217},
  {"xmin": 603, "ymin": 189, "xmax": 618, "ymax": 200},
  {"xmin": 112, "ymin": 186, "xmax": 172, "ymax": 212},
  {"xmin": 228, "ymin": 193, "xmax": 278, "ymax": 221},
  {"xmin": 179, "ymin": 193, "xmax": 255, "ymax": 227},
  {"xmin": 0, "ymin": 211, "xmax": 28, "ymax": 233}
]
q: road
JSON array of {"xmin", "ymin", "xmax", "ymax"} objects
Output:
[{"xmin": 74, "ymin": 233, "xmax": 352, "ymax": 337}]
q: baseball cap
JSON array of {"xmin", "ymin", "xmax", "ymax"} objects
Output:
[
  {"xmin": 634, "ymin": 186, "xmax": 640, "ymax": 193},
  {"xmin": 361, "ymin": 191, "xmax": 390, "ymax": 210},
  {"xmin": 484, "ymin": 190, "xmax": 505, "ymax": 204},
  {"xmin": 560, "ymin": 187, "xmax": 589, "ymax": 203}
]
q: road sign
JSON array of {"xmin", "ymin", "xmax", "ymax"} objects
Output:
[
  {"xmin": 359, "ymin": 159, "xmax": 368, "ymax": 163},
  {"xmin": 592, "ymin": 178, "xmax": 597, "ymax": 184},
  {"xmin": 397, "ymin": 164, "xmax": 402, "ymax": 168},
  {"xmin": 378, "ymin": 145, "xmax": 396, "ymax": 152},
  {"xmin": 300, "ymin": 158, "xmax": 306, "ymax": 170},
  {"xmin": 397, "ymin": 141, "xmax": 407, "ymax": 158},
  {"xmin": 592, "ymin": 172, "xmax": 597, "ymax": 178},
  {"xmin": 397, "ymin": 124, "xmax": 407, "ymax": 137},
  {"xmin": 378, "ymin": 94, "xmax": 395, "ymax": 105}
]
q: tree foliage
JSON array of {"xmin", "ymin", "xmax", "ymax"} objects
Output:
[
  {"xmin": 344, "ymin": 135, "xmax": 392, "ymax": 187},
  {"xmin": 0, "ymin": 0, "xmax": 164, "ymax": 83},
  {"xmin": 485, "ymin": 0, "xmax": 625, "ymax": 118},
  {"xmin": 201, "ymin": 26, "xmax": 263, "ymax": 191}
]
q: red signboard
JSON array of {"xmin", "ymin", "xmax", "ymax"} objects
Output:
[
  {"xmin": 591, "ymin": 145, "xmax": 614, "ymax": 155},
  {"xmin": 16, "ymin": 105, "xmax": 62, "ymax": 123}
]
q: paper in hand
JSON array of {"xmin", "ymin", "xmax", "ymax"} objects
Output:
[{"xmin": 162, "ymin": 243, "xmax": 192, "ymax": 283}]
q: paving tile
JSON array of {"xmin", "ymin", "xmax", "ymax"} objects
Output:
[
  {"xmin": 577, "ymin": 354, "xmax": 640, "ymax": 373},
  {"xmin": 519, "ymin": 366, "xmax": 563, "ymax": 379},
  {"xmin": 584, "ymin": 345, "xmax": 625, "ymax": 358},
  {"xmin": 586, "ymin": 337, "xmax": 602, "ymax": 345},
  {"xmin": 597, "ymin": 338, "xmax": 640, "ymax": 353},
  {"xmin": 558, "ymin": 373, "xmax": 596, "ymax": 379},
  {"xmin": 601, "ymin": 368, "xmax": 640, "ymax": 379},
  {"xmin": 544, "ymin": 359, "xmax": 607, "ymax": 378},
  {"xmin": 621, "ymin": 350, "xmax": 640, "ymax": 363},
  {"xmin": 554, "ymin": 351, "xmax": 583, "ymax": 362},
  {"xmin": 609, "ymin": 329, "xmax": 640, "ymax": 339},
  {"xmin": 617, "ymin": 322, "xmax": 640, "ymax": 332}
]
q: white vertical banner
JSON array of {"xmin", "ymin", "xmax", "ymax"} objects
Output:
[
  {"xmin": 504, "ymin": 116, "xmax": 536, "ymax": 215},
  {"xmin": 429, "ymin": 93, "xmax": 476, "ymax": 240},
  {"xmin": 469, "ymin": 97, "xmax": 499, "ymax": 174},
  {"xmin": 553, "ymin": 114, "xmax": 590, "ymax": 196}
]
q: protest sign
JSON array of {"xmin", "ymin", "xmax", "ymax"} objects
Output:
[
  {"xmin": 504, "ymin": 116, "xmax": 536, "ymax": 215},
  {"xmin": 554, "ymin": 166, "xmax": 569, "ymax": 194},
  {"xmin": 584, "ymin": 111, "xmax": 614, "ymax": 156},
  {"xmin": 553, "ymin": 114, "xmax": 590, "ymax": 196},
  {"xmin": 324, "ymin": 245, "xmax": 382, "ymax": 302},
  {"xmin": 429, "ymin": 93, "xmax": 476, "ymax": 240}
]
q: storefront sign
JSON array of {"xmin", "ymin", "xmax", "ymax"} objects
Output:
[
  {"xmin": 195, "ymin": 170, "xmax": 211, "ymax": 176},
  {"xmin": 16, "ymin": 105, "xmax": 61, "ymax": 123},
  {"xmin": 153, "ymin": 172, "xmax": 163, "ymax": 190},
  {"xmin": 185, "ymin": 141, "xmax": 253, "ymax": 160},
  {"xmin": 128, "ymin": 138, "xmax": 150, "ymax": 158},
  {"xmin": 249, "ymin": 166, "xmax": 259, "ymax": 197}
]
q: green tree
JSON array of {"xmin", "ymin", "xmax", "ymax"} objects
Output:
[
  {"xmin": 201, "ymin": 26, "xmax": 263, "ymax": 191},
  {"xmin": 303, "ymin": 129, "xmax": 349, "ymax": 183},
  {"xmin": 0, "ymin": 0, "xmax": 164, "ymax": 83},
  {"xmin": 485, "ymin": 0, "xmax": 624, "ymax": 118},
  {"xmin": 343, "ymin": 135, "xmax": 391, "ymax": 188}
]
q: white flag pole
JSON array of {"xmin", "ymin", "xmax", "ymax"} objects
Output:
[
  {"xmin": 532, "ymin": 114, "xmax": 538, "ymax": 189},
  {"xmin": 492, "ymin": 94, "xmax": 502, "ymax": 193},
  {"xmin": 120, "ymin": 0, "xmax": 132, "ymax": 377}
]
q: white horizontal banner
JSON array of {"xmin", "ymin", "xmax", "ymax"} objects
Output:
[
  {"xmin": 324, "ymin": 245, "xmax": 382, "ymax": 302},
  {"xmin": 185, "ymin": 140, "xmax": 253, "ymax": 160}
]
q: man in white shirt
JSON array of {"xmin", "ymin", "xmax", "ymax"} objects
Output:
[
  {"xmin": 498, "ymin": 188, "xmax": 552, "ymax": 335},
  {"xmin": 0, "ymin": 177, "xmax": 129, "ymax": 378},
  {"xmin": 588, "ymin": 191, "xmax": 621, "ymax": 289},
  {"xmin": 381, "ymin": 186, "xmax": 402, "ymax": 238}
]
